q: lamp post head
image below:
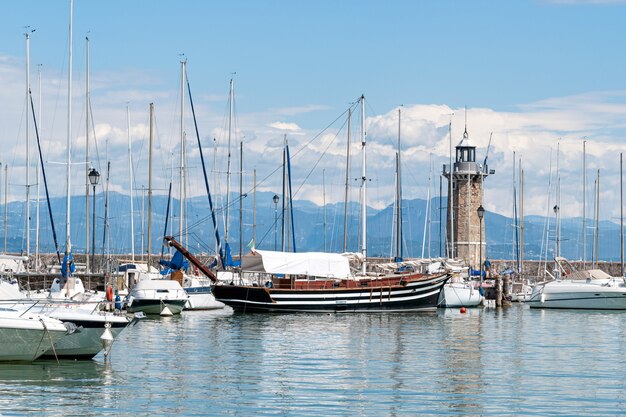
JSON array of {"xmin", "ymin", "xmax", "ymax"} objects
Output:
[
  {"xmin": 88, "ymin": 168, "xmax": 100, "ymax": 186},
  {"xmin": 273, "ymin": 194, "xmax": 279, "ymax": 205},
  {"xmin": 477, "ymin": 205, "xmax": 485, "ymax": 220}
]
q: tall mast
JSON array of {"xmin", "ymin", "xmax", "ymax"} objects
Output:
[
  {"xmin": 448, "ymin": 116, "xmax": 454, "ymax": 258},
  {"xmin": 103, "ymin": 160, "xmax": 110, "ymax": 259},
  {"xmin": 593, "ymin": 169, "xmax": 600, "ymax": 268},
  {"xmin": 519, "ymin": 158, "xmax": 524, "ymax": 275},
  {"xmin": 179, "ymin": 59, "xmax": 186, "ymax": 241},
  {"xmin": 422, "ymin": 154, "xmax": 432, "ymax": 259},
  {"xmin": 25, "ymin": 30, "xmax": 32, "ymax": 260},
  {"xmin": 3, "ymin": 165, "xmax": 7, "ymax": 254},
  {"xmin": 239, "ymin": 141, "xmax": 243, "ymax": 260},
  {"xmin": 619, "ymin": 152, "xmax": 624, "ymax": 279},
  {"xmin": 323, "ymin": 169, "xmax": 326, "ymax": 252},
  {"xmin": 225, "ymin": 78, "xmax": 234, "ymax": 246},
  {"xmin": 396, "ymin": 107, "xmax": 403, "ymax": 261},
  {"xmin": 555, "ymin": 143, "xmax": 560, "ymax": 264},
  {"xmin": 85, "ymin": 34, "xmax": 90, "ymax": 272},
  {"xmin": 252, "ymin": 168, "xmax": 256, "ymax": 246},
  {"xmin": 582, "ymin": 140, "xmax": 587, "ymax": 269},
  {"xmin": 140, "ymin": 186, "xmax": 145, "ymax": 258},
  {"xmin": 147, "ymin": 103, "xmax": 153, "ymax": 267},
  {"xmin": 281, "ymin": 135, "xmax": 286, "ymax": 252},
  {"xmin": 360, "ymin": 95, "xmax": 367, "ymax": 274},
  {"xmin": 35, "ymin": 64, "xmax": 42, "ymax": 270},
  {"xmin": 343, "ymin": 108, "xmax": 351, "ymax": 253},
  {"xmin": 65, "ymin": 1, "xmax": 73, "ymax": 256},
  {"xmin": 127, "ymin": 104, "xmax": 135, "ymax": 262}
]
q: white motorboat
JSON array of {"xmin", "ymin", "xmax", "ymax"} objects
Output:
[
  {"xmin": 527, "ymin": 258, "xmax": 626, "ymax": 310},
  {"xmin": 24, "ymin": 275, "xmax": 104, "ymax": 302},
  {"xmin": 0, "ymin": 281, "xmax": 135, "ymax": 359},
  {"xmin": 0, "ymin": 308, "xmax": 67, "ymax": 362},
  {"xmin": 122, "ymin": 264, "xmax": 188, "ymax": 315}
]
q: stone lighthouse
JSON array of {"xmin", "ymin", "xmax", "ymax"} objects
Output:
[{"xmin": 442, "ymin": 127, "xmax": 492, "ymax": 268}]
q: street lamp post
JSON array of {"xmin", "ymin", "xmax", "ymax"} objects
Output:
[
  {"xmin": 273, "ymin": 194, "xmax": 279, "ymax": 251},
  {"xmin": 477, "ymin": 205, "xmax": 484, "ymax": 285},
  {"xmin": 88, "ymin": 168, "xmax": 100, "ymax": 272}
]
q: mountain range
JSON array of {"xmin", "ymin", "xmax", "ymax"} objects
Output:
[{"xmin": 4, "ymin": 191, "xmax": 622, "ymax": 262}]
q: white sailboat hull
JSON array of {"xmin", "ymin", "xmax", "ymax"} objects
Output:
[
  {"xmin": 439, "ymin": 282, "xmax": 483, "ymax": 307},
  {"xmin": 185, "ymin": 290, "xmax": 225, "ymax": 310}
]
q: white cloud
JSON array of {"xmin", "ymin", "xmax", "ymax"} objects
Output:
[
  {"xmin": 2, "ymin": 51, "xmax": 626, "ymax": 229},
  {"xmin": 268, "ymin": 121, "xmax": 301, "ymax": 131}
]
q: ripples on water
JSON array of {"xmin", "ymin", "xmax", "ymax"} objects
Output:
[{"xmin": 0, "ymin": 306, "xmax": 625, "ymax": 416}]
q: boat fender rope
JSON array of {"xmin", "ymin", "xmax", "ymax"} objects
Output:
[{"xmin": 39, "ymin": 318, "xmax": 60, "ymax": 365}]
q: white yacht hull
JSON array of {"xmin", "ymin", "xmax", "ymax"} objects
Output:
[
  {"xmin": 41, "ymin": 313, "xmax": 131, "ymax": 359},
  {"xmin": 0, "ymin": 312, "xmax": 67, "ymax": 361},
  {"xmin": 528, "ymin": 279, "xmax": 626, "ymax": 310},
  {"xmin": 439, "ymin": 282, "xmax": 483, "ymax": 307}
]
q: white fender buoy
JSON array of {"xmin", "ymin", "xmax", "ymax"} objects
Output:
[
  {"xmin": 100, "ymin": 322, "xmax": 114, "ymax": 358},
  {"xmin": 160, "ymin": 304, "xmax": 173, "ymax": 317}
]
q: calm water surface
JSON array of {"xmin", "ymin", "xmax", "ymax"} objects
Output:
[{"xmin": 0, "ymin": 305, "xmax": 625, "ymax": 416}]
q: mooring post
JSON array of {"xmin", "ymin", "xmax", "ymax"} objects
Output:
[
  {"xmin": 496, "ymin": 275, "xmax": 503, "ymax": 307},
  {"xmin": 502, "ymin": 274, "xmax": 512, "ymax": 307}
]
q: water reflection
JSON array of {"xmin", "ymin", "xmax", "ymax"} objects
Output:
[{"xmin": 1, "ymin": 305, "xmax": 626, "ymax": 415}]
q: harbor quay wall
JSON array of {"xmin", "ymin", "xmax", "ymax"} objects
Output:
[{"xmin": 489, "ymin": 259, "xmax": 626, "ymax": 280}]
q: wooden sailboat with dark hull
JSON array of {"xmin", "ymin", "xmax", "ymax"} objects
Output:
[
  {"xmin": 160, "ymin": 95, "xmax": 449, "ymax": 313},
  {"xmin": 213, "ymin": 274, "xmax": 449, "ymax": 313},
  {"xmin": 163, "ymin": 237, "xmax": 449, "ymax": 313}
]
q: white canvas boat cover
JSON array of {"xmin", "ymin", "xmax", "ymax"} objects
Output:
[{"xmin": 242, "ymin": 250, "xmax": 351, "ymax": 279}]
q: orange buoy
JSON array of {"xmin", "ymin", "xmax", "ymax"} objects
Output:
[
  {"xmin": 106, "ymin": 285, "xmax": 113, "ymax": 302},
  {"xmin": 460, "ymin": 306, "xmax": 467, "ymax": 314}
]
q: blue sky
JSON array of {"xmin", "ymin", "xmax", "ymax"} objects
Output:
[{"xmin": 2, "ymin": 0, "xmax": 626, "ymax": 224}]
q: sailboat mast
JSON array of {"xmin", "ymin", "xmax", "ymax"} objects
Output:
[
  {"xmin": 179, "ymin": 59, "xmax": 186, "ymax": 240},
  {"xmin": 396, "ymin": 107, "xmax": 402, "ymax": 261},
  {"xmin": 225, "ymin": 78, "xmax": 233, "ymax": 245},
  {"xmin": 65, "ymin": 1, "xmax": 73, "ymax": 255},
  {"xmin": 621, "ymin": 153, "xmax": 624, "ymax": 277},
  {"xmin": 3, "ymin": 165, "xmax": 6, "ymax": 254},
  {"xmin": 85, "ymin": 35, "xmax": 90, "ymax": 272},
  {"xmin": 519, "ymin": 158, "xmax": 524, "ymax": 275},
  {"xmin": 582, "ymin": 140, "xmax": 587, "ymax": 269},
  {"xmin": 3, "ymin": 165, "xmax": 7, "ymax": 254},
  {"xmin": 239, "ymin": 141, "xmax": 243, "ymax": 260},
  {"xmin": 323, "ymin": 169, "xmax": 326, "ymax": 252},
  {"xmin": 253, "ymin": 169, "xmax": 256, "ymax": 246},
  {"xmin": 127, "ymin": 104, "xmax": 135, "ymax": 262},
  {"xmin": 281, "ymin": 135, "xmax": 286, "ymax": 252},
  {"xmin": 343, "ymin": 108, "xmax": 351, "ymax": 253},
  {"xmin": 448, "ymin": 116, "xmax": 454, "ymax": 258},
  {"xmin": 422, "ymin": 154, "xmax": 432, "ymax": 259},
  {"xmin": 360, "ymin": 95, "xmax": 367, "ymax": 274},
  {"xmin": 555, "ymin": 143, "xmax": 561, "ymax": 264},
  {"xmin": 25, "ymin": 30, "xmax": 32, "ymax": 260},
  {"xmin": 593, "ymin": 169, "xmax": 600, "ymax": 268},
  {"xmin": 35, "ymin": 64, "xmax": 42, "ymax": 270},
  {"xmin": 148, "ymin": 103, "xmax": 153, "ymax": 267}
]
